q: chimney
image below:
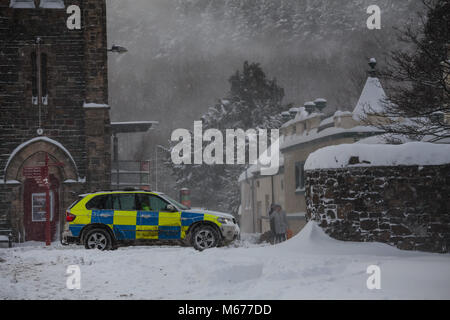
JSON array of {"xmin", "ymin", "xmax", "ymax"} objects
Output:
[
  {"xmin": 368, "ymin": 57, "xmax": 377, "ymax": 77},
  {"xmin": 282, "ymin": 111, "xmax": 291, "ymax": 122},
  {"xmin": 304, "ymin": 101, "xmax": 316, "ymax": 114},
  {"xmin": 288, "ymin": 107, "xmax": 298, "ymax": 118},
  {"xmin": 314, "ymin": 98, "xmax": 327, "ymax": 113}
]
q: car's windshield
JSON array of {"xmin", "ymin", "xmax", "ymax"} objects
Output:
[{"xmin": 160, "ymin": 194, "xmax": 190, "ymax": 210}]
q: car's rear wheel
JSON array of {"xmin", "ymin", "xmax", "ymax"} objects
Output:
[
  {"xmin": 84, "ymin": 228, "xmax": 112, "ymax": 251},
  {"xmin": 191, "ymin": 225, "xmax": 219, "ymax": 251}
]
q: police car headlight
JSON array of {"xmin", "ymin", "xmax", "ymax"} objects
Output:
[{"xmin": 218, "ymin": 217, "xmax": 233, "ymax": 224}]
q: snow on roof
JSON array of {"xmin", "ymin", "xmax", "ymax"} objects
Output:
[
  {"xmin": 281, "ymin": 125, "xmax": 383, "ymax": 150},
  {"xmin": 0, "ymin": 179, "xmax": 20, "ymax": 185},
  {"xmin": 238, "ymin": 138, "xmax": 285, "ymax": 182},
  {"xmin": 334, "ymin": 110, "xmax": 353, "ymax": 117},
  {"xmin": 39, "ymin": 0, "xmax": 65, "ymax": 9},
  {"xmin": 353, "ymin": 77, "xmax": 388, "ymax": 121},
  {"xmin": 10, "ymin": 0, "xmax": 35, "ymax": 8},
  {"xmin": 111, "ymin": 121, "xmax": 158, "ymax": 125},
  {"xmin": 305, "ymin": 142, "xmax": 450, "ymax": 170},
  {"xmin": 4, "ymin": 136, "xmax": 79, "ymax": 177},
  {"xmin": 319, "ymin": 116, "xmax": 334, "ymax": 127},
  {"xmin": 83, "ymin": 102, "xmax": 109, "ymax": 109}
]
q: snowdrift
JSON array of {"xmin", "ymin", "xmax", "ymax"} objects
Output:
[{"xmin": 274, "ymin": 221, "xmax": 427, "ymax": 257}]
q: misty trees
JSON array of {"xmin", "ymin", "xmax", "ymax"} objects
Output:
[
  {"xmin": 376, "ymin": 0, "xmax": 450, "ymax": 141},
  {"xmin": 168, "ymin": 62, "xmax": 287, "ymax": 214}
]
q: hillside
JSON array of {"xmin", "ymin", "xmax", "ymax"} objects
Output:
[{"xmin": 107, "ymin": 0, "xmax": 424, "ymax": 156}]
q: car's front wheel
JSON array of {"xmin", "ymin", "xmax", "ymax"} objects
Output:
[
  {"xmin": 84, "ymin": 228, "xmax": 112, "ymax": 251},
  {"xmin": 191, "ymin": 225, "xmax": 220, "ymax": 251}
]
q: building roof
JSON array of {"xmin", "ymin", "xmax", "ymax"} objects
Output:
[
  {"xmin": 352, "ymin": 76, "xmax": 388, "ymax": 121},
  {"xmin": 238, "ymin": 137, "xmax": 285, "ymax": 182}
]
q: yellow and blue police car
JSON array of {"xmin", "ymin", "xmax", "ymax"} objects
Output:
[{"xmin": 62, "ymin": 190, "xmax": 240, "ymax": 251}]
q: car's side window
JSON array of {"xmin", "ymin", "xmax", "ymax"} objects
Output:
[
  {"xmin": 150, "ymin": 195, "xmax": 169, "ymax": 212},
  {"xmin": 103, "ymin": 195, "xmax": 113, "ymax": 209},
  {"xmin": 136, "ymin": 194, "xmax": 152, "ymax": 211},
  {"xmin": 117, "ymin": 194, "xmax": 136, "ymax": 211},
  {"xmin": 86, "ymin": 195, "xmax": 112, "ymax": 210},
  {"xmin": 136, "ymin": 194, "xmax": 169, "ymax": 211},
  {"xmin": 112, "ymin": 194, "xmax": 121, "ymax": 210}
]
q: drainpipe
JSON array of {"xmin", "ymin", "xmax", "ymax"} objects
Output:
[
  {"xmin": 251, "ymin": 178, "xmax": 256, "ymax": 233},
  {"xmin": 271, "ymin": 175, "xmax": 275, "ymax": 205}
]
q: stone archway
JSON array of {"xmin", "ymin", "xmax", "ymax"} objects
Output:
[
  {"xmin": 4, "ymin": 137, "xmax": 80, "ymax": 242},
  {"xmin": 4, "ymin": 137, "xmax": 79, "ymax": 182}
]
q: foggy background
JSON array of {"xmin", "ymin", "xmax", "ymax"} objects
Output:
[{"xmin": 106, "ymin": 0, "xmax": 424, "ymax": 161}]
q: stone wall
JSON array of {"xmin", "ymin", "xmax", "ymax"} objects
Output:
[
  {"xmin": 305, "ymin": 164, "xmax": 450, "ymax": 253},
  {"xmin": 0, "ymin": 0, "xmax": 110, "ymax": 240}
]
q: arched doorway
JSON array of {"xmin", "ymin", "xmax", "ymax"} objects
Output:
[
  {"xmin": 4, "ymin": 137, "xmax": 80, "ymax": 243},
  {"xmin": 23, "ymin": 174, "xmax": 60, "ymax": 242}
]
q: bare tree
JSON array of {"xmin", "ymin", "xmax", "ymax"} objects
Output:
[{"xmin": 373, "ymin": 0, "xmax": 449, "ymax": 142}]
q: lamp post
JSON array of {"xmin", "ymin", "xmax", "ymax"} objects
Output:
[
  {"xmin": 155, "ymin": 144, "xmax": 166, "ymax": 191},
  {"xmin": 107, "ymin": 43, "xmax": 128, "ymax": 189}
]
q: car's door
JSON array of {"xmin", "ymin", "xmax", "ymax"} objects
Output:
[
  {"xmin": 112, "ymin": 193, "xmax": 138, "ymax": 240},
  {"xmin": 86, "ymin": 194, "xmax": 114, "ymax": 226},
  {"xmin": 153, "ymin": 195, "xmax": 182, "ymax": 240},
  {"xmin": 136, "ymin": 193, "xmax": 159, "ymax": 240}
]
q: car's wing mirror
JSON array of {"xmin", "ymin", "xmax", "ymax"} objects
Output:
[{"xmin": 166, "ymin": 204, "xmax": 177, "ymax": 212}]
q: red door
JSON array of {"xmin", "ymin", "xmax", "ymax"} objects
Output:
[{"xmin": 23, "ymin": 175, "xmax": 60, "ymax": 242}]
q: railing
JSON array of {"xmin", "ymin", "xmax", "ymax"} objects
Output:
[{"xmin": 111, "ymin": 160, "xmax": 151, "ymax": 190}]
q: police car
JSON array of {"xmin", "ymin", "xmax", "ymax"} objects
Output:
[{"xmin": 62, "ymin": 190, "xmax": 240, "ymax": 251}]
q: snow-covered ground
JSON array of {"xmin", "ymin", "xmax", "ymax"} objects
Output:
[{"xmin": 1, "ymin": 222, "xmax": 449, "ymax": 300}]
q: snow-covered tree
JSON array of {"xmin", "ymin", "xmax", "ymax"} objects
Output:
[{"xmin": 166, "ymin": 62, "xmax": 288, "ymax": 214}]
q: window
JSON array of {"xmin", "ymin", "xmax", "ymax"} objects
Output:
[
  {"xmin": 41, "ymin": 53, "xmax": 48, "ymax": 105},
  {"xmin": 295, "ymin": 162, "xmax": 305, "ymax": 191},
  {"xmin": 114, "ymin": 194, "xmax": 137, "ymax": 211},
  {"xmin": 10, "ymin": 0, "xmax": 35, "ymax": 8},
  {"xmin": 39, "ymin": 0, "xmax": 65, "ymax": 9},
  {"xmin": 136, "ymin": 194, "xmax": 168, "ymax": 212},
  {"xmin": 85, "ymin": 195, "xmax": 112, "ymax": 210},
  {"xmin": 32, "ymin": 192, "xmax": 54, "ymax": 222},
  {"xmin": 31, "ymin": 52, "xmax": 38, "ymax": 105},
  {"xmin": 30, "ymin": 50, "xmax": 48, "ymax": 105}
]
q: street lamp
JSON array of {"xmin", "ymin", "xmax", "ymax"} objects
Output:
[
  {"xmin": 155, "ymin": 144, "xmax": 167, "ymax": 191},
  {"xmin": 108, "ymin": 44, "xmax": 128, "ymax": 54}
]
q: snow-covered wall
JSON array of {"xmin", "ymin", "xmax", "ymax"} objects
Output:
[
  {"xmin": 305, "ymin": 163, "xmax": 450, "ymax": 253},
  {"xmin": 305, "ymin": 142, "xmax": 450, "ymax": 170}
]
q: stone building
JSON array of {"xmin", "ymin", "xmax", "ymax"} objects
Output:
[
  {"xmin": 238, "ymin": 147, "xmax": 285, "ymax": 234},
  {"xmin": 239, "ymin": 59, "xmax": 387, "ymax": 236},
  {"xmin": 0, "ymin": 0, "xmax": 111, "ymax": 242}
]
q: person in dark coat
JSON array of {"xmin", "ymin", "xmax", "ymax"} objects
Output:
[{"xmin": 271, "ymin": 204, "xmax": 288, "ymax": 243}]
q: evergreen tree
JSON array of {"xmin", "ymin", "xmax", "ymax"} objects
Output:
[{"xmin": 166, "ymin": 62, "xmax": 287, "ymax": 214}]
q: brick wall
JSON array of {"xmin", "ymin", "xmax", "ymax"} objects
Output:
[
  {"xmin": 305, "ymin": 165, "xmax": 450, "ymax": 253},
  {"xmin": 0, "ymin": 0, "xmax": 92, "ymax": 177},
  {"xmin": 0, "ymin": 0, "xmax": 110, "ymax": 240}
]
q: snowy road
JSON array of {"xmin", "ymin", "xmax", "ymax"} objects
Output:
[{"xmin": 1, "ymin": 222, "xmax": 449, "ymax": 300}]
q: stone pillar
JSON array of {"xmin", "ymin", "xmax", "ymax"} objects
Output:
[
  {"xmin": 83, "ymin": 0, "xmax": 111, "ymax": 192},
  {"xmin": 84, "ymin": 106, "xmax": 111, "ymax": 192},
  {"xmin": 83, "ymin": 0, "xmax": 108, "ymax": 103}
]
